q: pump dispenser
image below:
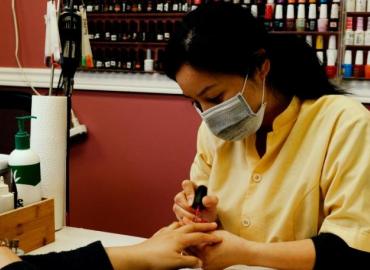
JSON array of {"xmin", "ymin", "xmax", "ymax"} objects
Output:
[{"xmin": 8, "ymin": 116, "xmax": 42, "ymax": 206}]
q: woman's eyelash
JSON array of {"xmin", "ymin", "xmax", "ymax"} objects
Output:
[{"xmin": 206, "ymin": 95, "xmax": 222, "ymax": 103}]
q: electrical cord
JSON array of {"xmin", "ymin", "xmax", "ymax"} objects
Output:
[{"xmin": 11, "ymin": 0, "xmax": 40, "ymax": 96}]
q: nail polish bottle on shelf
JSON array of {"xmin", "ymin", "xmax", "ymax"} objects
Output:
[
  {"xmin": 307, "ymin": 4, "xmax": 317, "ymax": 31},
  {"xmin": 273, "ymin": 4, "xmax": 284, "ymax": 31},
  {"xmin": 346, "ymin": 0, "xmax": 356, "ymax": 12},
  {"xmin": 329, "ymin": 4, "xmax": 339, "ymax": 31},
  {"xmin": 356, "ymin": 0, "xmax": 366, "ymax": 12},
  {"xmin": 144, "ymin": 49, "xmax": 154, "ymax": 72},
  {"xmin": 296, "ymin": 4, "xmax": 306, "ymax": 32},
  {"xmin": 344, "ymin": 17, "xmax": 354, "ymax": 46},
  {"xmin": 318, "ymin": 4, "xmax": 328, "ymax": 32},
  {"xmin": 342, "ymin": 50, "xmax": 353, "ymax": 78},
  {"xmin": 286, "ymin": 4, "xmax": 295, "ymax": 31},
  {"xmin": 365, "ymin": 52, "xmax": 370, "ymax": 78},
  {"xmin": 353, "ymin": 50, "xmax": 364, "ymax": 78},
  {"xmin": 264, "ymin": 0, "xmax": 275, "ymax": 31},
  {"xmin": 354, "ymin": 17, "xmax": 365, "ymax": 46},
  {"xmin": 364, "ymin": 17, "xmax": 370, "ymax": 45},
  {"xmin": 306, "ymin": 35, "xmax": 313, "ymax": 47}
]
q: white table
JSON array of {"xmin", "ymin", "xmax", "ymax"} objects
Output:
[
  {"xmin": 29, "ymin": 226, "xmax": 145, "ymax": 255},
  {"xmin": 29, "ymin": 227, "xmax": 272, "ymax": 270}
]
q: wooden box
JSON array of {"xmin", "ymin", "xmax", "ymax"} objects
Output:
[{"xmin": 0, "ymin": 198, "xmax": 55, "ymax": 253}]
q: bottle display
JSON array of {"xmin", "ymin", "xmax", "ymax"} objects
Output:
[{"xmin": 79, "ymin": 0, "xmax": 344, "ymax": 78}]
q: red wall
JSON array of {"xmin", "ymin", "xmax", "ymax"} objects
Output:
[
  {"xmin": 0, "ymin": 0, "xmax": 46, "ymax": 68},
  {"xmin": 0, "ymin": 0, "xmax": 201, "ymax": 237},
  {"xmin": 69, "ymin": 91, "xmax": 201, "ymax": 237}
]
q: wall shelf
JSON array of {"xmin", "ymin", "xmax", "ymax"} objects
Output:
[
  {"xmin": 270, "ymin": 31, "xmax": 340, "ymax": 35},
  {"xmin": 87, "ymin": 12, "xmax": 185, "ymax": 18},
  {"xmin": 90, "ymin": 41, "xmax": 168, "ymax": 46}
]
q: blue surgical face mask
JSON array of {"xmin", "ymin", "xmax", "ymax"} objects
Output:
[{"xmin": 195, "ymin": 74, "xmax": 266, "ymax": 141}]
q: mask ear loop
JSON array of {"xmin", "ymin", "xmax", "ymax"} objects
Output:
[
  {"xmin": 261, "ymin": 76, "xmax": 266, "ymax": 104},
  {"xmin": 240, "ymin": 74, "xmax": 249, "ymax": 95}
]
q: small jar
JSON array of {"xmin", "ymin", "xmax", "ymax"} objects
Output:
[{"xmin": 0, "ymin": 155, "xmax": 11, "ymax": 187}]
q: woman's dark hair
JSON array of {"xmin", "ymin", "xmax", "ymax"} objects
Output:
[{"xmin": 164, "ymin": 3, "xmax": 344, "ymax": 100}]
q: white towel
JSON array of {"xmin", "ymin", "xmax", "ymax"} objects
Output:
[{"xmin": 44, "ymin": 1, "xmax": 61, "ymax": 66}]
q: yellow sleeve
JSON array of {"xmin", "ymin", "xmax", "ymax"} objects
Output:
[
  {"xmin": 190, "ymin": 122, "xmax": 213, "ymax": 187},
  {"xmin": 320, "ymin": 106, "xmax": 370, "ymax": 252}
]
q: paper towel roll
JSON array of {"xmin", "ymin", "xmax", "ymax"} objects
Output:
[{"xmin": 31, "ymin": 95, "xmax": 67, "ymax": 230}]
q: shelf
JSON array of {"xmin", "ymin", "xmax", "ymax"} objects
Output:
[
  {"xmin": 87, "ymin": 12, "xmax": 185, "ymax": 18},
  {"xmin": 90, "ymin": 41, "xmax": 168, "ymax": 46},
  {"xmin": 346, "ymin": 12, "xmax": 370, "ymax": 16},
  {"xmin": 78, "ymin": 67, "xmax": 164, "ymax": 74},
  {"xmin": 342, "ymin": 77, "xmax": 370, "ymax": 80},
  {"xmin": 345, "ymin": 45, "xmax": 370, "ymax": 50},
  {"xmin": 269, "ymin": 31, "xmax": 340, "ymax": 35}
]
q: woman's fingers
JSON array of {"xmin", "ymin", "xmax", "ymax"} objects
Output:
[
  {"xmin": 182, "ymin": 180, "xmax": 196, "ymax": 206},
  {"xmin": 173, "ymin": 204, "xmax": 196, "ymax": 220}
]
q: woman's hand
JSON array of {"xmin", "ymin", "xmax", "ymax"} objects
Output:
[
  {"xmin": 193, "ymin": 230, "xmax": 254, "ymax": 270},
  {"xmin": 173, "ymin": 180, "xmax": 219, "ymax": 223},
  {"xmin": 107, "ymin": 222, "xmax": 222, "ymax": 270}
]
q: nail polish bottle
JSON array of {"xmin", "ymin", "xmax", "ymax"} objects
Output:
[
  {"xmin": 251, "ymin": 4, "xmax": 258, "ymax": 18},
  {"xmin": 326, "ymin": 50, "xmax": 337, "ymax": 79},
  {"xmin": 356, "ymin": 0, "xmax": 366, "ymax": 12},
  {"xmin": 364, "ymin": 17, "xmax": 370, "ymax": 45},
  {"xmin": 344, "ymin": 17, "xmax": 354, "ymax": 46},
  {"xmin": 95, "ymin": 48, "xmax": 104, "ymax": 69},
  {"xmin": 104, "ymin": 48, "xmax": 111, "ymax": 69},
  {"xmin": 172, "ymin": 0, "xmax": 180, "ymax": 12},
  {"xmin": 316, "ymin": 35, "xmax": 324, "ymax": 49},
  {"xmin": 95, "ymin": 20, "xmax": 103, "ymax": 40},
  {"xmin": 146, "ymin": 0, "xmax": 154, "ymax": 12},
  {"xmin": 342, "ymin": 50, "xmax": 353, "ymax": 78},
  {"xmin": 354, "ymin": 17, "xmax": 365, "ymax": 46},
  {"xmin": 326, "ymin": 35, "xmax": 337, "ymax": 78},
  {"xmin": 110, "ymin": 21, "xmax": 119, "ymax": 41},
  {"xmin": 104, "ymin": 20, "xmax": 111, "ymax": 41},
  {"xmin": 110, "ymin": 48, "xmax": 117, "ymax": 69},
  {"xmin": 144, "ymin": 49, "xmax": 154, "ymax": 72},
  {"xmin": 140, "ymin": 21, "xmax": 147, "ymax": 42},
  {"xmin": 317, "ymin": 51, "xmax": 324, "ymax": 65},
  {"xmin": 346, "ymin": 0, "xmax": 356, "ymax": 11},
  {"xmin": 318, "ymin": 4, "xmax": 328, "ymax": 32},
  {"xmin": 316, "ymin": 35, "xmax": 324, "ymax": 63},
  {"xmin": 306, "ymin": 35, "xmax": 313, "ymax": 46},
  {"xmin": 156, "ymin": 0, "xmax": 164, "ymax": 12},
  {"xmin": 309, "ymin": 0, "xmax": 316, "ymax": 3},
  {"xmin": 296, "ymin": 4, "xmax": 306, "ymax": 32},
  {"xmin": 286, "ymin": 4, "xmax": 295, "ymax": 31},
  {"xmin": 328, "ymin": 35, "xmax": 337, "ymax": 60},
  {"xmin": 365, "ymin": 52, "xmax": 370, "ymax": 78},
  {"xmin": 329, "ymin": 4, "xmax": 339, "ymax": 31},
  {"xmin": 114, "ymin": 48, "xmax": 122, "ymax": 68},
  {"xmin": 367, "ymin": 0, "xmax": 370, "ymax": 11},
  {"xmin": 164, "ymin": 21, "xmax": 173, "ymax": 41},
  {"xmin": 88, "ymin": 20, "xmax": 95, "ymax": 40},
  {"xmin": 307, "ymin": 4, "xmax": 317, "ymax": 31},
  {"xmin": 264, "ymin": 0, "xmax": 275, "ymax": 31},
  {"xmin": 273, "ymin": 4, "xmax": 284, "ymax": 31},
  {"xmin": 156, "ymin": 21, "xmax": 164, "ymax": 41},
  {"xmin": 353, "ymin": 50, "xmax": 364, "ymax": 78}
]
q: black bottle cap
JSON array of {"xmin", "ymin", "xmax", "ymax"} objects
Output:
[{"xmin": 192, "ymin": 185, "xmax": 207, "ymax": 210}]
